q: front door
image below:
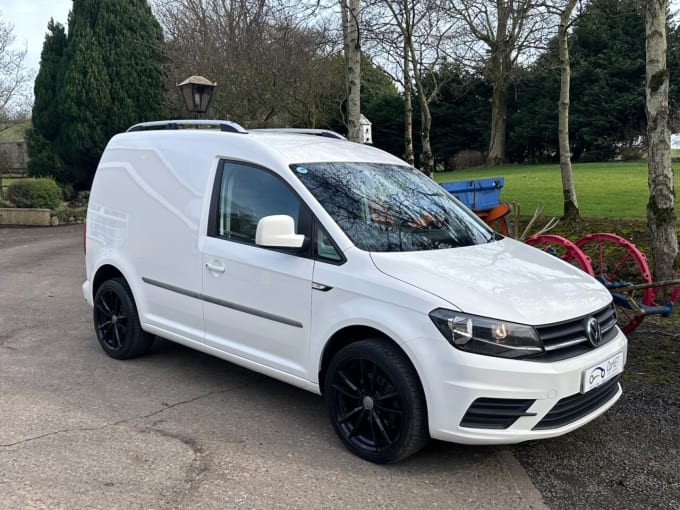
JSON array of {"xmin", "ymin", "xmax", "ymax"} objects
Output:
[{"xmin": 201, "ymin": 160, "xmax": 313, "ymax": 379}]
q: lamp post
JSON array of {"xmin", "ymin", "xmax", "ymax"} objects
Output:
[{"xmin": 177, "ymin": 75, "xmax": 217, "ymax": 118}]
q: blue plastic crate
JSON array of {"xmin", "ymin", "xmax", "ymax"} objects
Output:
[{"xmin": 441, "ymin": 177, "xmax": 504, "ymax": 211}]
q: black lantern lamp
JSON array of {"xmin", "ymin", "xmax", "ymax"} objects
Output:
[{"xmin": 177, "ymin": 75, "xmax": 217, "ymax": 118}]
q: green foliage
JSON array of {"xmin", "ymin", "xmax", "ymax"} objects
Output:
[
  {"xmin": 31, "ymin": 20, "xmax": 67, "ymax": 140},
  {"xmin": 26, "ymin": 128, "xmax": 66, "ymax": 179},
  {"xmin": 326, "ymin": 56, "xmax": 405, "ymax": 157},
  {"xmin": 58, "ymin": 182, "xmax": 76, "ymax": 202},
  {"xmin": 28, "ymin": 1, "xmax": 166, "ymax": 190},
  {"xmin": 428, "ymin": 64, "xmax": 490, "ymax": 168},
  {"xmin": 362, "ymin": 92, "xmax": 404, "ymax": 158},
  {"xmin": 51, "ymin": 205, "xmax": 87, "ymax": 223},
  {"xmin": 569, "ymin": 0, "xmax": 647, "ymax": 161},
  {"xmin": 503, "ymin": 0, "xmax": 680, "ymax": 163},
  {"xmin": 6, "ymin": 178, "xmax": 63, "ymax": 209}
]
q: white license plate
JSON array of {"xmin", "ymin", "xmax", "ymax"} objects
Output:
[{"xmin": 581, "ymin": 352, "xmax": 624, "ymax": 393}]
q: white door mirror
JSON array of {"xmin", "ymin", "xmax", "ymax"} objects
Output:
[{"xmin": 255, "ymin": 215, "xmax": 305, "ymax": 249}]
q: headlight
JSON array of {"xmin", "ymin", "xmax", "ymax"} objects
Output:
[{"xmin": 429, "ymin": 309, "xmax": 543, "ymax": 359}]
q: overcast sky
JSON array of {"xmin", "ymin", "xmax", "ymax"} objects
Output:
[
  {"xmin": 2, "ymin": 0, "xmax": 680, "ymax": 76},
  {"xmin": 2, "ymin": 0, "xmax": 72, "ymax": 72}
]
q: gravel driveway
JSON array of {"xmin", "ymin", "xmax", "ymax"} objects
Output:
[
  {"xmin": 3, "ymin": 225, "xmax": 679, "ymax": 509},
  {"xmin": 513, "ymin": 319, "xmax": 680, "ymax": 509}
]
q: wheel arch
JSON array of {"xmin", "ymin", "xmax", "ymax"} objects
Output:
[
  {"xmin": 318, "ymin": 325, "xmax": 425, "ymax": 401},
  {"xmin": 92, "ymin": 264, "xmax": 127, "ymax": 298}
]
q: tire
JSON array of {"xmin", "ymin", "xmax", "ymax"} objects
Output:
[
  {"xmin": 93, "ymin": 277, "xmax": 154, "ymax": 359},
  {"xmin": 324, "ymin": 339, "xmax": 428, "ymax": 463}
]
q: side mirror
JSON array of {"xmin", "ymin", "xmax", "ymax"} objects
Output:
[{"xmin": 255, "ymin": 215, "xmax": 305, "ymax": 249}]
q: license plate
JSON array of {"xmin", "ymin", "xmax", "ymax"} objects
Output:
[{"xmin": 581, "ymin": 352, "xmax": 624, "ymax": 393}]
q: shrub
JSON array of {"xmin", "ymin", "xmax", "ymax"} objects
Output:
[
  {"xmin": 6, "ymin": 178, "xmax": 63, "ymax": 209},
  {"xmin": 619, "ymin": 146, "xmax": 645, "ymax": 161},
  {"xmin": 52, "ymin": 206, "xmax": 87, "ymax": 224},
  {"xmin": 59, "ymin": 182, "xmax": 76, "ymax": 202},
  {"xmin": 69, "ymin": 190, "xmax": 90, "ymax": 208},
  {"xmin": 450, "ymin": 150, "xmax": 485, "ymax": 170}
]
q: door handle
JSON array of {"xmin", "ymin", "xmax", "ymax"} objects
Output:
[{"xmin": 205, "ymin": 262, "xmax": 226, "ymax": 273}]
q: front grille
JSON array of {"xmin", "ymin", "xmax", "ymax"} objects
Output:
[
  {"xmin": 533, "ymin": 376, "xmax": 621, "ymax": 430},
  {"xmin": 460, "ymin": 397, "xmax": 536, "ymax": 429},
  {"xmin": 529, "ymin": 304, "xmax": 619, "ymax": 361}
]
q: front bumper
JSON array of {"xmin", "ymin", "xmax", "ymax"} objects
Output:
[
  {"xmin": 82, "ymin": 280, "xmax": 93, "ymax": 306},
  {"xmin": 406, "ymin": 328, "xmax": 627, "ymax": 444}
]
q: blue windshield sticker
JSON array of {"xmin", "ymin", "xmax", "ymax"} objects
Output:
[{"xmin": 296, "ymin": 167, "xmax": 308, "ymax": 174}]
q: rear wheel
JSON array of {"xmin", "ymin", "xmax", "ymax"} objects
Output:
[
  {"xmin": 93, "ymin": 278, "xmax": 154, "ymax": 359},
  {"xmin": 324, "ymin": 339, "xmax": 428, "ymax": 463}
]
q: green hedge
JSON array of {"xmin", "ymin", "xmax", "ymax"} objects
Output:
[{"xmin": 6, "ymin": 178, "xmax": 63, "ymax": 209}]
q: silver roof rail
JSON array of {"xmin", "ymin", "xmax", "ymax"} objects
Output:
[
  {"xmin": 250, "ymin": 128, "xmax": 346, "ymax": 140},
  {"xmin": 127, "ymin": 119, "xmax": 248, "ymax": 134}
]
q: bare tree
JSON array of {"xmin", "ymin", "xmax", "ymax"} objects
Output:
[
  {"xmin": 362, "ymin": 6, "xmax": 415, "ymax": 163},
  {"xmin": 367, "ymin": 0, "xmax": 455, "ymax": 175},
  {"xmin": 448, "ymin": 0, "xmax": 552, "ymax": 166},
  {"xmin": 0, "ymin": 14, "xmax": 31, "ymax": 132},
  {"xmin": 341, "ymin": 0, "xmax": 362, "ymax": 141},
  {"xmin": 154, "ymin": 0, "xmax": 341, "ymax": 127},
  {"xmin": 645, "ymin": 0, "xmax": 677, "ymax": 291}
]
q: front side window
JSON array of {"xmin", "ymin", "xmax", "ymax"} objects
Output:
[
  {"xmin": 292, "ymin": 162, "xmax": 494, "ymax": 252},
  {"xmin": 216, "ymin": 161, "xmax": 302, "ymax": 244}
]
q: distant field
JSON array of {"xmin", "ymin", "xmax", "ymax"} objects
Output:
[
  {"xmin": 0, "ymin": 121, "xmax": 30, "ymax": 142},
  {"xmin": 434, "ymin": 161, "xmax": 672, "ymax": 219}
]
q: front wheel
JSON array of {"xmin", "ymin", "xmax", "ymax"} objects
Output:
[
  {"xmin": 93, "ymin": 278, "xmax": 154, "ymax": 359},
  {"xmin": 324, "ymin": 339, "xmax": 428, "ymax": 463}
]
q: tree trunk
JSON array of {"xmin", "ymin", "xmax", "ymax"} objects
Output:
[
  {"xmin": 419, "ymin": 105, "xmax": 434, "ymax": 177},
  {"xmin": 558, "ymin": 0, "xmax": 579, "ymax": 220},
  {"xmin": 342, "ymin": 0, "xmax": 361, "ymax": 142},
  {"xmin": 645, "ymin": 0, "xmax": 678, "ymax": 294},
  {"xmin": 407, "ymin": 39, "xmax": 434, "ymax": 176},
  {"xmin": 486, "ymin": 4, "xmax": 510, "ymax": 168},
  {"xmin": 487, "ymin": 80, "xmax": 507, "ymax": 167},
  {"xmin": 403, "ymin": 47, "xmax": 414, "ymax": 166}
]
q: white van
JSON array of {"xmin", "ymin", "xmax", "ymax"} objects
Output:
[{"xmin": 83, "ymin": 120, "xmax": 627, "ymax": 463}]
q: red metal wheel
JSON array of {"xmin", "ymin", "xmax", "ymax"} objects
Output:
[
  {"xmin": 525, "ymin": 234, "xmax": 594, "ymax": 276},
  {"xmin": 575, "ymin": 233, "xmax": 662, "ymax": 333}
]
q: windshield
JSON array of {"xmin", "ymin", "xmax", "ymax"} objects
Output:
[{"xmin": 292, "ymin": 162, "xmax": 495, "ymax": 252}]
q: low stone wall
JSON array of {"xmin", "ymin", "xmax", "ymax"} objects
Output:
[{"xmin": 0, "ymin": 208, "xmax": 51, "ymax": 226}]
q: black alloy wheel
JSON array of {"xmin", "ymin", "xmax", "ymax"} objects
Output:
[
  {"xmin": 325, "ymin": 339, "xmax": 428, "ymax": 463},
  {"xmin": 93, "ymin": 278, "xmax": 154, "ymax": 359}
]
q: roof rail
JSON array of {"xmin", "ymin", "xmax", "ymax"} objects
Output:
[
  {"xmin": 127, "ymin": 119, "xmax": 248, "ymax": 134},
  {"xmin": 250, "ymin": 128, "xmax": 346, "ymax": 140}
]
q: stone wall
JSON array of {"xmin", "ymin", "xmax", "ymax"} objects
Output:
[{"xmin": 0, "ymin": 208, "xmax": 51, "ymax": 226}]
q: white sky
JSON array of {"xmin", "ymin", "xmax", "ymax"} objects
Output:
[
  {"xmin": 2, "ymin": 0, "xmax": 680, "ymax": 82},
  {"xmin": 2, "ymin": 0, "xmax": 72, "ymax": 72}
]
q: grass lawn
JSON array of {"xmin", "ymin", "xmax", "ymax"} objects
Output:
[{"xmin": 434, "ymin": 161, "xmax": 669, "ymax": 219}]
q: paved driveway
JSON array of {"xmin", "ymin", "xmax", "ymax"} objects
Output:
[{"xmin": 0, "ymin": 226, "xmax": 546, "ymax": 509}]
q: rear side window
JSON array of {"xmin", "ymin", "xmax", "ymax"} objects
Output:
[{"xmin": 214, "ymin": 161, "xmax": 303, "ymax": 244}]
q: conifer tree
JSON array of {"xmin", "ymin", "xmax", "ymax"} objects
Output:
[
  {"xmin": 26, "ymin": 20, "xmax": 67, "ymax": 180},
  {"xmin": 28, "ymin": 0, "xmax": 166, "ymax": 189}
]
